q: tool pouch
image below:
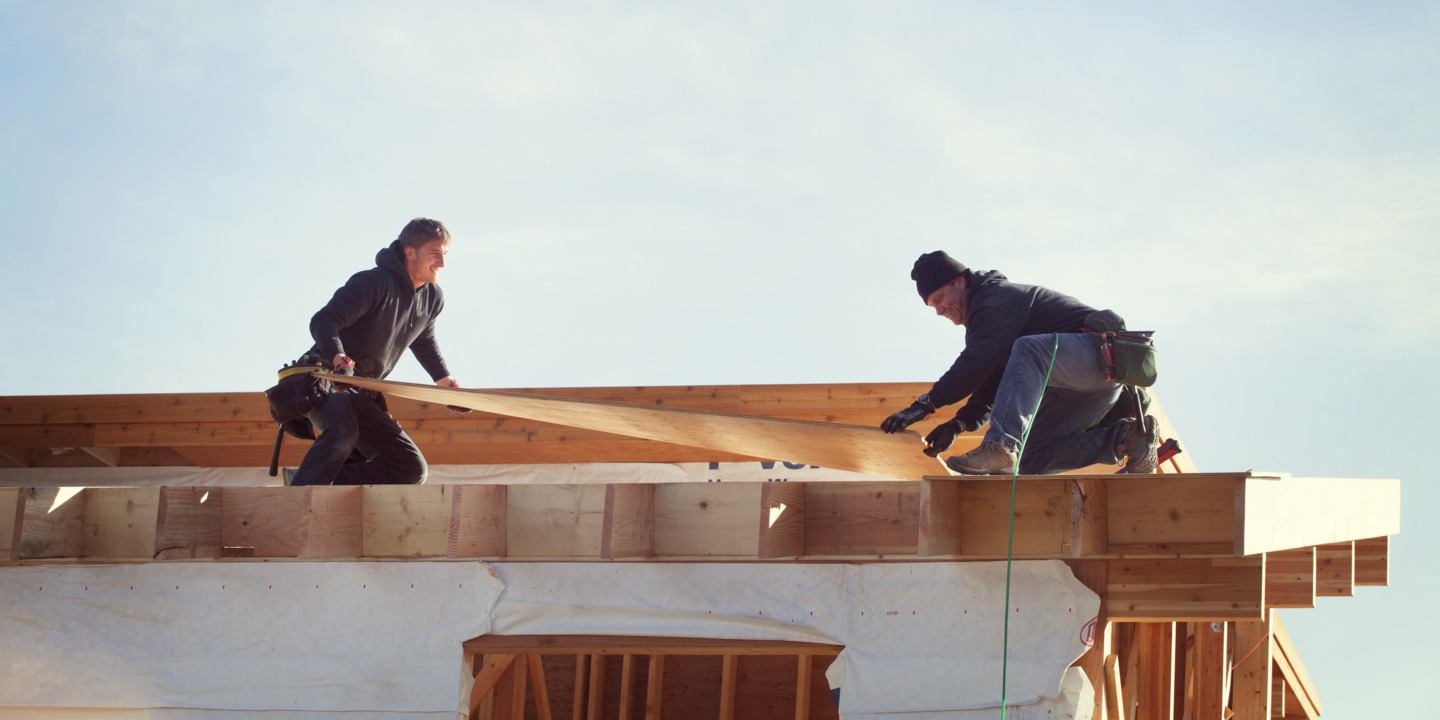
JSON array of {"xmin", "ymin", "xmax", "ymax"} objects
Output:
[
  {"xmin": 264, "ymin": 355, "xmax": 334, "ymax": 439},
  {"xmin": 1097, "ymin": 331, "xmax": 1158, "ymax": 387},
  {"xmin": 1083, "ymin": 310, "xmax": 1159, "ymax": 387}
]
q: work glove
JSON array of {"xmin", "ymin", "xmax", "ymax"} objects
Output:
[
  {"xmin": 923, "ymin": 419, "xmax": 961, "ymax": 457},
  {"xmin": 881, "ymin": 403, "xmax": 931, "ymax": 434}
]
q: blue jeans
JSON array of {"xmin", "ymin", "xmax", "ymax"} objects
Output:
[
  {"xmin": 289, "ymin": 388, "xmax": 427, "ymax": 486},
  {"xmin": 985, "ymin": 333, "xmax": 1133, "ymax": 475}
]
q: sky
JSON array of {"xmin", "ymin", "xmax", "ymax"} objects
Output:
[{"xmin": 1, "ymin": 0, "xmax": 1437, "ymax": 715}]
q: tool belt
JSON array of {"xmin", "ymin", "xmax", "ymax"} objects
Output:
[
  {"xmin": 1082, "ymin": 310, "xmax": 1159, "ymax": 388},
  {"xmin": 264, "ymin": 354, "xmax": 335, "ymax": 441}
]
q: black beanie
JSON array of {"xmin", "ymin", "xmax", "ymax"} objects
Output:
[{"xmin": 912, "ymin": 251, "xmax": 967, "ymax": 301}]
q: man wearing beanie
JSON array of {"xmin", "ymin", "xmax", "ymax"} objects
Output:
[{"xmin": 880, "ymin": 251, "xmax": 1158, "ymax": 475}]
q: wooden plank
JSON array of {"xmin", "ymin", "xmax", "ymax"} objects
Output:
[
  {"xmin": 82, "ymin": 487, "xmax": 160, "ymax": 558},
  {"xmin": 465, "ymin": 636, "xmax": 844, "ymax": 657},
  {"xmin": 795, "ymin": 655, "xmax": 813, "ymax": 720},
  {"xmin": 319, "ymin": 375, "xmax": 952, "ymax": 481},
  {"xmin": 509, "ymin": 485, "xmax": 605, "ymax": 558},
  {"xmin": 299, "ymin": 486, "xmax": 363, "ymax": 559},
  {"xmin": 529, "ymin": 654, "xmax": 554, "ymax": 720},
  {"xmin": 1067, "ymin": 560, "xmax": 1110, "ymax": 720},
  {"xmin": 450, "ymin": 484, "xmax": 508, "ymax": 558},
  {"xmin": 654, "ymin": 483, "xmax": 762, "ymax": 557},
  {"xmin": 221, "ymin": 487, "xmax": 305, "ymax": 557},
  {"xmin": 1232, "ymin": 611, "xmax": 1273, "ymax": 720},
  {"xmin": 363, "ymin": 485, "xmax": 450, "ymax": 557},
  {"xmin": 645, "ymin": 655, "xmax": 664, "ymax": 720},
  {"xmin": 918, "ymin": 478, "xmax": 962, "ymax": 556},
  {"xmin": 618, "ymin": 654, "xmax": 635, "ymax": 720},
  {"xmin": 15, "ymin": 487, "xmax": 86, "ymax": 559},
  {"xmin": 1237, "ymin": 475, "xmax": 1400, "ymax": 556},
  {"xmin": 602, "ymin": 483, "xmax": 655, "ymax": 559},
  {"xmin": 1108, "ymin": 475, "xmax": 1235, "ymax": 547},
  {"xmin": 93, "ymin": 420, "xmax": 290, "ymax": 447},
  {"xmin": 492, "ymin": 652, "xmax": 529, "ymax": 720},
  {"xmin": 1071, "ymin": 477, "xmax": 1108, "ymax": 558},
  {"xmin": 1271, "ymin": 613, "xmax": 1320, "ymax": 718},
  {"xmin": 720, "ymin": 654, "xmax": 739, "ymax": 720},
  {"xmin": 759, "ymin": 483, "xmax": 806, "ymax": 559},
  {"xmin": 1133, "ymin": 622, "xmax": 1175, "ymax": 720},
  {"xmin": 1104, "ymin": 653, "xmax": 1126, "ymax": 720},
  {"xmin": 0, "ymin": 424, "xmax": 97, "ymax": 447},
  {"xmin": 1108, "ymin": 557, "xmax": 1265, "ymax": 622},
  {"xmin": 0, "ymin": 393, "xmax": 273, "ymax": 425},
  {"xmin": 154, "ymin": 486, "xmax": 222, "ymax": 559},
  {"xmin": 957, "ymin": 479, "xmax": 1068, "ymax": 556},
  {"xmin": 1273, "ymin": 673, "xmax": 1287, "ymax": 718},
  {"xmin": 0, "ymin": 488, "xmax": 19, "ymax": 558},
  {"xmin": 574, "ymin": 655, "xmax": 589, "ymax": 720},
  {"xmin": 1353, "ymin": 536, "xmax": 1389, "ymax": 586},
  {"xmin": 1264, "ymin": 548, "xmax": 1316, "ymax": 609},
  {"xmin": 471, "ymin": 654, "xmax": 519, "ymax": 713},
  {"xmin": 587, "ymin": 653, "xmax": 606, "ymax": 720},
  {"xmin": 1314, "ymin": 541, "xmax": 1354, "ymax": 597},
  {"xmin": 1191, "ymin": 621, "xmax": 1227, "ymax": 720},
  {"xmin": 806, "ymin": 482, "xmax": 919, "ymax": 555}
]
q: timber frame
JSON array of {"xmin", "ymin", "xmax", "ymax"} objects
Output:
[{"xmin": 0, "ymin": 382, "xmax": 1399, "ymax": 720}]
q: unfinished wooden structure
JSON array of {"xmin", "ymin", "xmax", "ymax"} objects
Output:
[{"xmin": 0, "ymin": 381, "xmax": 1399, "ymax": 719}]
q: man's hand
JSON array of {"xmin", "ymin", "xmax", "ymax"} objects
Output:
[
  {"xmin": 331, "ymin": 354, "xmax": 356, "ymax": 376},
  {"xmin": 439, "ymin": 377, "xmax": 472, "ymax": 414},
  {"xmin": 923, "ymin": 419, "xmax": 961, "ymax": 457},
  {"xmin": 881, "ymin": 403, "xmax": 930, "ymax": 434}
]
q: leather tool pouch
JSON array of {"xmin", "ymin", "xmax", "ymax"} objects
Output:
[
  {"xmin": 264, "ymin": 356, "xmax": 334, "ymax": 440},
  {"xmin": 1083, "ymin": 310, "xmax": 1159, "ymax": 387}
]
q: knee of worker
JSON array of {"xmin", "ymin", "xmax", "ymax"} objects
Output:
[
  {"xmin": 394, "ymin": 452, "xmax": 428, "ymax": 485},
  {"xmin": 1010, "ymin": 334, "xmax": 1054, "ymax": 362}
]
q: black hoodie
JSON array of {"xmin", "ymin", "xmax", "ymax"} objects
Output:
[
  {"xmin": 930, "ymin": 269, "xmax": 1096, "ymax": 428},
  {"xmin": 305, "ymin": 240, "xmax": 450, "ymax": 382}
]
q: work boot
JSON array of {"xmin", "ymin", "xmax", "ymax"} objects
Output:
[
  {"xmin": 1119, "ymin": 415, "xmax": 1158, "ymax": 474},
  {"xmin": 945, "ymin": 440, "xmax": 1018, "ymax": 475}
]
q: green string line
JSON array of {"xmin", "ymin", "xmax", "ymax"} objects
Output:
[{"xmin": 999, "ymin": 332, "xmax": 1060, "ymax": 720}]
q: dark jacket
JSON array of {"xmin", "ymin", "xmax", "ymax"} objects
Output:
[
  {"xmin": 305, "ymin": 240, "xmax": 450, "ymax": 381},
  {"xmin": 930, "ymin": 269, "xmax": 1096, "ymax": 428}
]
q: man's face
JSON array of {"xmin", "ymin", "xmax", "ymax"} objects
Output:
[
  {"xmin": 405, "ymin": 239, "xmax": 448, "ymax": 287},
  {"xmin": 926, "ymin": 280, "xmax": 966, "ymax": 326}
]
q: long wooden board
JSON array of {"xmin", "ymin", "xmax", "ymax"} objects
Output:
[{"xmin": 320, "ymin": 375, "xmax": 952, "ymax": 481}]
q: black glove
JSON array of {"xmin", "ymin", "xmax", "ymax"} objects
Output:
[
  {"xmin": 881, "ymin": 403, "xmax": 931, "ymax": 434},
  {"xmin": 923, "ymin": 419, "xmax": 961, "ymax": 457}
]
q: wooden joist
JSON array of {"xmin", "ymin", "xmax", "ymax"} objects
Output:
[
  {"xmin": 2, "ymin": 477, "xmax": 1397, "ymax": 567},
  {"xmin": 1264, "ymin": 547, "xmax": 1317, "ymax": 609}
]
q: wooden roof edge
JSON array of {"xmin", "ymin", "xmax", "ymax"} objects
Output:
[{"xmin": 1237, "ymin": 475, "xmax": 1400, "ymax": 556}]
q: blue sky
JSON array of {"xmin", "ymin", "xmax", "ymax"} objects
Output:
[{"xmin": 1, "ymin": 1, "xmax": 1436, "ymax": 715}]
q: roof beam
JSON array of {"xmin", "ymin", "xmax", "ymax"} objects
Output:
[
  {"xmin": 1107, "ymin": 557, "xmax": 1265, "ymax": 622},
  {"xmin": 1354, "ymin": 536, "xmax": 1389, "ymax": 586},
  {"xmin": 1236, "ymin": 475, "xmax": 1400, "ymax": 556}
]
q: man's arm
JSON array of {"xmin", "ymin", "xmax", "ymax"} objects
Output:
[
  {"xmin": 310, "ymin": 273, "xmax": 381, "ymax": 365},
  {"xmin": 925, "ymin": 306, "xmax": 1026, "ymax": 408}
]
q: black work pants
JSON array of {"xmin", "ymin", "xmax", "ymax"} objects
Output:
[{"xmin": 290, "ymin": 388, "xmax": 426, "ymax": 486}]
